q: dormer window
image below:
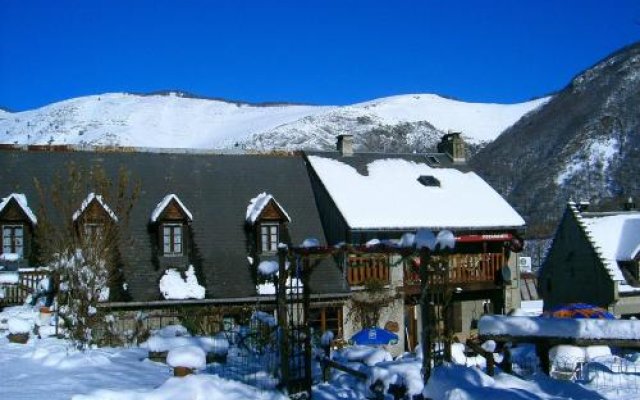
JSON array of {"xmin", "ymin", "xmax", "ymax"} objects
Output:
[
  {"xmin": 246, "ymin": 192, "xmax": 291, "ymax": 254},
  {"xmin": 151, "ymin": 194, "xmax": 192, "ymax": 258},
  {"xmin": 0, "ymin": 193, "xmax": 37, "ymax": 260},
  {"xmin": 72, "ymin": 193, "xmax": 118, "ymax": 243}
]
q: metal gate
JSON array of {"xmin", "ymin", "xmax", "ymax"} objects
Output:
[{"xmin": 277, "ymin": 249, "xmax": 313, "ymax": 397}]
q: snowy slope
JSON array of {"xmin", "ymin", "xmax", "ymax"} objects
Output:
[{"xmin": 0, "ymin": 92, "xmax": 548, "ymax": 151}]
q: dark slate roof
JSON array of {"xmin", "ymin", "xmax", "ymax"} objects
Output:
[
  {"xmin": 0, "ymin": 149, "xmax": 348, "ymax": 302},
  {"xmin": 304, "ymin": 151, "xmax": 470, "ymax": 175}
]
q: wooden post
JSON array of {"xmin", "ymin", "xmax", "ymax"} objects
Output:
[
  {"xmin": 419, "ymin": 247, "xmax": 432, "ymax": 383},
  {"xmin": 502, "ymin": 345, "xmax": 512, "ymax": 374},
  {"xmin": 277, "ymin": 249, "xmax": 290, "ymax": 391},
  {"xmin": 536, "ymin": 341, "xmax": 551, "ymax": 375}
]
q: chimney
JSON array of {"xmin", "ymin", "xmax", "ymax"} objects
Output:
[
  {"xmin": 437, "ymin": 132, "xmax": 466, "ymax": 163},
  {"xmin": 624, "ymin": 197, "xmax": 636, "ymax": 211},
  {"xmin": 336, "ymin": 134, "xmax": 353, "ymax": 157}
]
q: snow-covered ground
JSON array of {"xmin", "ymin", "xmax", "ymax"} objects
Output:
[
  {"xmin": 0, "ymin": 92, "xmax": 549, "ymax": 150},
  {"xmin": 1, "ymin": 304, "xmax": 637, "ymax": 399}
]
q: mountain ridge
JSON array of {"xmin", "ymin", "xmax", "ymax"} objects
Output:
[
  {"xmin": 0, "ymin": 92, "xmax": 548, "ymax": 152},
  {"xmin": 470, "ymin": 41, "xmax": 640, "ymax": 236}
]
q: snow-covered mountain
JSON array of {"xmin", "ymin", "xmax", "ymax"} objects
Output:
[
  {"xmin": 471, "ymin": 41, "xmax": 640, "ymax": 235},
  {"xmin": 0, "ymin": 92, "xmax": 548, "ymax": 151}
]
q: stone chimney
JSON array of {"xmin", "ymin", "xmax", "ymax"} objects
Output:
[
  {"xmin": 624, "ymin": 197, "xmax": 636, "ymax": 211},
  {"xmin": 437, "ymin": 132, "xmax": 466, "ymax": 163},
  {"xmin": 336, "ymin": 134, "xmax": 354, "ymax": 157}
]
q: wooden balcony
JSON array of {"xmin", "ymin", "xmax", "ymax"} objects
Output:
[
  {"xmin": 346, "ymin": 255, "xmax": 389, "ymax": 286},
  {"xmin": 404, "ymin": 252, "xmax": 506, "ymax": 290}
]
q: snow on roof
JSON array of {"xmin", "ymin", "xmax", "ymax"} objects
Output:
[
  {"xmin": 245, "ymin": 192, "xmax": 291, "ymax": 224},
  {"xmin": 150, "ymin": 194, "xmax": 193, "ymax": 222},
  {"xmin": 72, "ymin": 192, "xmax": 118, "ymax": 222},
  {"xmin": 0, "ymin": 193, "xmax": 37, "ymax": 225},
  {"xmin": 577, "ymin": 208, "xmax": 640, "ymax": 292},
  {"xmin": 479, "ymin": 315, "xmax": 640, "ymax": 340},
  {"xmin": 307, "ymin": 155, "xmax": 525, "ymax": 230}
]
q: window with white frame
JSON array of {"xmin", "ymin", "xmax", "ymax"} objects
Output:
[
  {"xmin": 163, "ymin": 223, "xmax": 183, "ymax": 256},
  {"xmin": 260, "ymin": 223, "xmax": 279, "ymax": 253},
  {"xmin": 2, "ymin": 224, "xmax": 24, "ymax": 257}
]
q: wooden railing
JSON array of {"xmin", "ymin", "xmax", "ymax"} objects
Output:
[
  {"xmin": 346, "ymin": 255, "xmax": 389, "ymax": 286},
  {"xmin": 0, "ymin": 270, "xmax": 49, "ymax": 306},
  {"xmin": 404, "ymin": 253, "xmax": 505, "ymax": 287}
]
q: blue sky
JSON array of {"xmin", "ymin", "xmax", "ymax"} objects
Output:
[{"xmin": 1, "ymin": 0, "xmax": 639, "ymax": 111}]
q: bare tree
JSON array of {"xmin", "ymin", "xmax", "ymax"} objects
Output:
[{"xmin": 33, "ymin": 162, "xmax": 139, "ymax": 348}]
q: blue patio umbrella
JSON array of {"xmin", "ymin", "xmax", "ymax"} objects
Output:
[{"xmin": 350, "ymin": 327, "xmax": 398, "ymax": 345}]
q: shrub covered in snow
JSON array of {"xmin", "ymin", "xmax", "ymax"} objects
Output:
[
  {"xmin": 338, "ymin": 345, "xmax": 392, "ymax": 366},
  {"xmin": 159, "ymin": 266, "xmax": 205, "ymax": 300}
]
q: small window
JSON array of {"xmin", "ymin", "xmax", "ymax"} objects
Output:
[
  {"xmin": 2, "ymin": 224, "xmax": 24, "ymax": 257},
  {"xmin": 427, "ymin": 156, "xmax": 440, "ymax": 165},
  {"xmin": 83, "ymin": 223, "xmax": 104, "ymax": 241},
  {"xmin": 163, "ymin": 223, "xmax": 183, "ymax": 256},
  {"xmin": 260, "ymin": 223, "xmax": 279, "ymax": 253}
]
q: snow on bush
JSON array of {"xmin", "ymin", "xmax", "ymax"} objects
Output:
[
  {"xmin": 340, "ymin": 345, "xmax": 392, "ymax": 366},
  {"xmin": 166, "ymin": 345, "xmax": 206, "ymax": 369},
  {"xmin": 8, "ymin": 317, "xmax": 32, "ymax": 334},
  {"xmin": 369, "ymin": 359, "xmax": 424, "ymax": 396},
  {"xmin": 415, "ymin": 229, "xmax": 437, "ymax": 250},
  {"xmin": 300, "ymin": 238, "xmax": 320, "ymax": 248},
  {"xmin": 398, "ymin": 233, "xmax": 415, "ymax": 248},
  {"xmin": 366, "ymin": 238, "xmax": 381, "ymax": 247},
  {"xmin": 49, "ymin": 249, "xmax": 111, "ymax": 348},
  {"xmin": 159, "ymin": 266, "xmax": 205, "ymax": 300},
  {"xmin": 258, "ymin": 261, "xmax": 279, "ymax": 277}
]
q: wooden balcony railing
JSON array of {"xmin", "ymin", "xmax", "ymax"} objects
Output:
[
  {"xmin": 404, "ymin": 253, "xmax": 505, "ymax": 287},
  {"xmin": 346, "ymin": 255, "xmax": 389, "ymax": 286}
]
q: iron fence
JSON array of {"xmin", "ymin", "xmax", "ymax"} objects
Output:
[{"xmin": 508, "ymin": 349, "xmax": 640, "ymax": 394}]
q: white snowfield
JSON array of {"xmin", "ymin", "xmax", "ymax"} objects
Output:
[
  {"xmin": 0, "ymin": 92, "xmax": 549, "ymax": 150},
  {"xmin": 307, "ymin": 156, "xmax": 525, "ymax": 230},
  {"xmin": 478, "ymin": 315, "xmax": 640, "ymax": 340}
]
